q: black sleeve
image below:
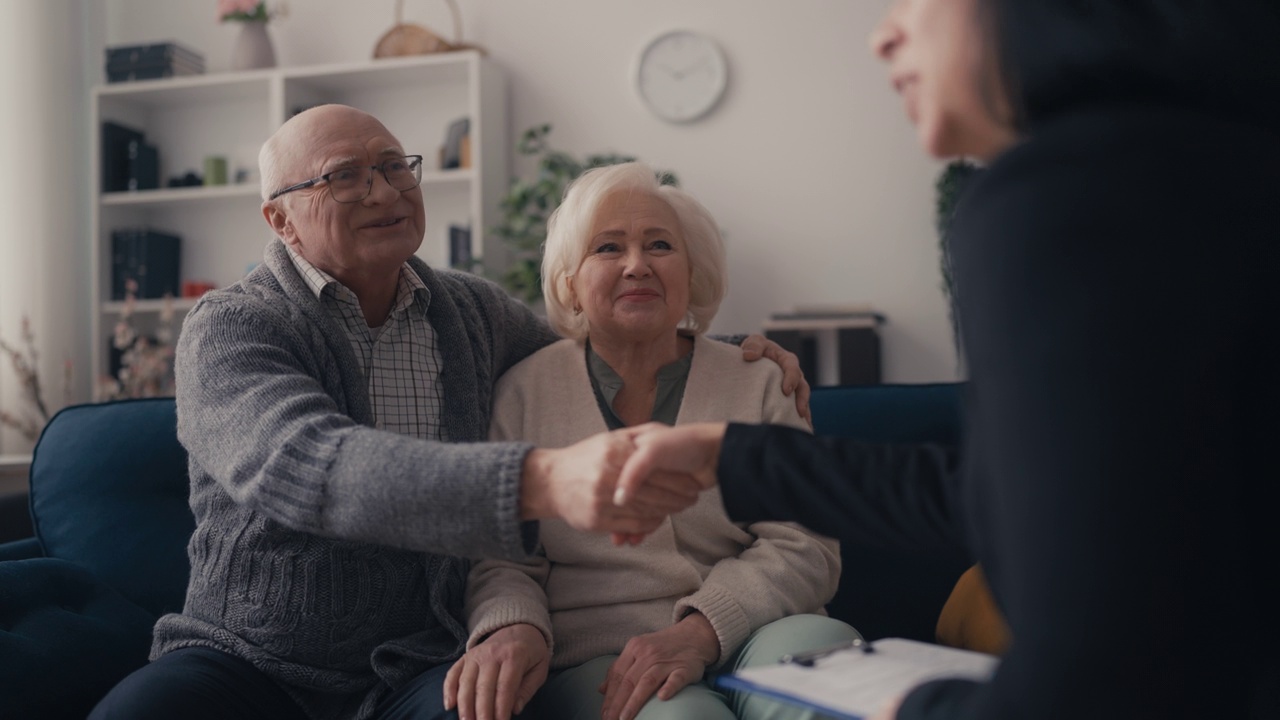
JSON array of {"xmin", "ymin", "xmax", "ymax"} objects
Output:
[{"xmin": 718, "ymin": 423, "xmax": 965, "ymax": 556}]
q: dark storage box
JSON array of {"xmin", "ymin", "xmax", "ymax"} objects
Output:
[
  {"xmin": 111, "ymin": 229, "xmax": 182, "ymax": 301},
  {"xmin": 104, "ymin": 42, "xmax": 204, "ymax": 84}
]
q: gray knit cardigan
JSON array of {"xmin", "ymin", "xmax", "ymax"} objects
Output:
[{"xmin": 152, "ymin": 240, "xmax": 557, "ymax": 720}]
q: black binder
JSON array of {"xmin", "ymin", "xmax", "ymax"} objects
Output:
[
  {"xmin": 111, "ymin": 229, "xmax": 182, "ymax": 300},
  {"xmin": 127, "ymin": 140, "xmax": 159, "ymax": 191},
  {"xmin": 449, "ymin": 225, "xmax": 472, "ymax": 268},
  {"xmin": 101, "ymin": 122, "xmax": 144, "ymax": 192}
]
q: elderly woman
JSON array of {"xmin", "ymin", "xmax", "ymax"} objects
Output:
[{"xmin": 444, "ymin": 161, "xmax": 857, "ymax": 720}]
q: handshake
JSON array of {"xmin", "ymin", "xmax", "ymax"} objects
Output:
[{"xmin": 518, "ymin": 421, "xmax": 730, "ymax": 545}]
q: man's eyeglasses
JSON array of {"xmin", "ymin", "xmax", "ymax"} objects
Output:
[{"xmin": 269, "ymin": 155, "xmax": 425, "ymax": 202}]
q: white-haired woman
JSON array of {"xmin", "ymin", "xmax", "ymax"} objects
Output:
[{"xmin": 444, "ymin": 161, "xmax": 858, "ymax": 720}]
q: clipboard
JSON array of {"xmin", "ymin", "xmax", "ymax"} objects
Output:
[{"xmin": 715, "ymin": 637, "xmax": 999, "ymax": 720}]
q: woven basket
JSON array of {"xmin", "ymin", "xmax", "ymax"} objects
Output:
[{"xmin": 373, "ymin": 0, "xmax": 467, "ymax": 58}]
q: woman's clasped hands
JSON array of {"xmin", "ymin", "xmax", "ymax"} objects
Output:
[{"xmin": 443, "ymin": 623, "xmax": 550, "ymax": 720}]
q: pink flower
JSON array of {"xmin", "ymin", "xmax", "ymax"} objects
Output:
[
  {"xmin": 219, "ymin": 0, "xmax": 259, "ymax": 14},
  {"xmin": 218, "ymin": 0, "xmax": 268, "ymax": 22}
]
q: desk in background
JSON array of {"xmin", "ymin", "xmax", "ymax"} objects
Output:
[{"xmin": 763, "ymin": 310, "xmax": 885, "ymax": 386}]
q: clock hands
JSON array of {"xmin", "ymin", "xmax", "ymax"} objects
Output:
[
  {"xmin": 657, "ymin": 57, "xmax": 711, "ymax": 81},
  {"xmin": 675, "ymin": 57, "xmax": 710, "ymax": 79}
]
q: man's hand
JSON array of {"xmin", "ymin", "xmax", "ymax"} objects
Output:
[
  {"xmin": 598, "ymin": 614, "xmax": 721, "ymax": 720},
  {"xmin": 444, "ymin": 623, "xmax": 550, "ymax": 720},
  {"xmin": 520, "ymin": 427, "xmax": 703, "ymax": 536},
  {"xmin": 607, "ymin": 422, "xmax": 726, "ymax": 546},
  {"xmin": 614, "ymin": 423, "xmax": 725, "ymax": 507},
  {"xmin": 740, "ymin": 334, "xmax": 811, "ymax": 424}
]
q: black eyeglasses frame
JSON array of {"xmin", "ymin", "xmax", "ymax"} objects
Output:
[{"xmin": 268, "ymin": 154, "xmax": 425, "ymax": 202}]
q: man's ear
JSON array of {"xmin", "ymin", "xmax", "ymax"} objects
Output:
[{"xmin": 262, "ymin": 201, "xmax": 298, "ymax": 245}]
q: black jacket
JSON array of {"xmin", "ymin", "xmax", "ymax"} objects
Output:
[{"xmin": 719, "ymin": 104, "xmax": 1280, "ymax": 719}]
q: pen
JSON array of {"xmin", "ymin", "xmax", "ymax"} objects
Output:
[{"xmin": 780, "ymin": 637, "xmax": 875, "ymax": 666}]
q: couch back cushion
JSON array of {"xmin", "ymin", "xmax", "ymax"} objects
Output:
[
  {"xmin": 810, "ymin": 382, "xmax": 964, "ymax": 445},
  {"xmin": 30, "ymin": 398, "xmax": 192, "ymax": 618},
  {"xmin": 810, "ymin": 383, "xmax": 972, "ymax": 642}
]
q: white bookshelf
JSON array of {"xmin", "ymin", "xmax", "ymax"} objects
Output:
[{"xmin": 89, "ymin": 51, "xmax": 509, "ymax": 388}]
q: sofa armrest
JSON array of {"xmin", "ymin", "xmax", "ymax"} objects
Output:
[{"xmin": 0, "ymin": 537, "xmax": 42, "ymax": 562}]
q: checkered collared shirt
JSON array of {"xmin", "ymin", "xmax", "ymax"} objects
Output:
[{"xmin": 285, "ymin": 245, "xmax": 446, "ymax": 441}]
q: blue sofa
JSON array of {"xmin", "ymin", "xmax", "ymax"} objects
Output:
[{"xmin": 0, "ymin": 385, "xmax": 969, "ymax": 720}]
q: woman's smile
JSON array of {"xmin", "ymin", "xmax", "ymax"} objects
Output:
[{"xmin": 618, "ymin": 288, "xmax": 661, "ymax": 303}]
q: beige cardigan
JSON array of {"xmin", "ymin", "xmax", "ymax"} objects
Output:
[{"xmin": 466, "ymin": 335, "xmax": 841, "ymax": 669}]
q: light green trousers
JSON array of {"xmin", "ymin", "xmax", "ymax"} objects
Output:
[{"xmin": 526, "ymin": 614, "xmax": 860, "ymax": 720}]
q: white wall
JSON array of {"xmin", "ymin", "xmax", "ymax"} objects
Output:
[
  {"xmin": 0, "ymin": 0, "xmax": 92, "ymax": 454},
  {"xmin": 95, "ymin": 0, "xmax": 956, "ymax": 383}
]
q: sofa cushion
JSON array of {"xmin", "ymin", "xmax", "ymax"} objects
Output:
[
  {"xmin": 29, "ymin": 398, "xmax": 193, "ymax": 618},
  {"xmin": 0, "ymin": 488, "xmax": 33, "ymax": 543},
  {"xmin": 0, "ymin": 536, "xmax": 41, "ymax": 562},
  {"xmin": 810, "ymin": 383, "xmax": 972, "ymax": 642},
  {"xmin": 0, "ymin": 557, "xmax": 154, "ymax": 720}
]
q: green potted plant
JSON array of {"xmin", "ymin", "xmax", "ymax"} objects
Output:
[
  {"xmin": 489, "ymin": 125, "xmax": 678, "ymax": 303},
  {"xmin": 935, "ymin": 159, "xmax": 982, "ymax": 354}
]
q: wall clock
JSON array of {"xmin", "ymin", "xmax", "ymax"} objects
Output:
[{"xmin": 635, "ymin": 30, "xmax": 729, "ymax": 123}]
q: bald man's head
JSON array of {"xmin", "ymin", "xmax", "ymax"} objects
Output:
[
  {"xmin": 259, "ymin": 104, "xmax": 395, "ymax": 202},
  {"xmin": 255, "ymin": 104, "xmax": 426, "ymax": 285}
]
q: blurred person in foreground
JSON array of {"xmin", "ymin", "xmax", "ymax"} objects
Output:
[{"xmin": 616, "ymin": 1, "xmax": 1280, "ymax": 718}]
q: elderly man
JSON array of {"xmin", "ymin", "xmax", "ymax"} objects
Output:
[{"xmin": 89, "ymin": 105, "xmax": 805, "ymax": 720}]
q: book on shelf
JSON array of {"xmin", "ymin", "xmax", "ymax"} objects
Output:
[
  {"xmin": 449, "ymin": 225, "xmax": 473, "ymax": 269},
  {"xmin": 111, "ymin": 228, "xmax": 182, "ymax": 301},
  {"xmin": 126, "ymin": 139, "xmax": 159, "ymax": 191},
  {"xmin": 107, "ymin": 63, "xmax": 205, "ymax": 83},
  {"xmin": 104, "ymin": 41, "xmax": 205, "ymax": 83},
  {"xmin": 102, "ymin": 121, "xmax": 160, "ymax": 193},
  {"xmin": 101, "ymin": 121, "xmax": 144, "ymax": 193},
  {"xmin": 105, "ymin": 41, "xmax": 204, "ymax": 69}
]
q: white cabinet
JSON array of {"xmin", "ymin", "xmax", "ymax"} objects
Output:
[{"xmin": 89, "ymin": 51, "xmax": 508, "ymax": 389}]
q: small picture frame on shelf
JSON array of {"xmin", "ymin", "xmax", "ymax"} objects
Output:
[{"xmin": 439, "ymin": 117, "xmax": 470, "ymax": 169}]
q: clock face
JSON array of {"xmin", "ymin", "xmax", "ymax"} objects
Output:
[{"xmin": 636, "ymin": 31, "xmax": 729, "ymax": 123}]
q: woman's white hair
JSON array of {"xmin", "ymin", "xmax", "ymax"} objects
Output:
[{"xmin": 542, "ymin": 161, "xmax": 727, "ymax": 340}]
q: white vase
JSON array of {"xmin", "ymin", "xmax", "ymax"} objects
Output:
[{"xmin": 231, "ymin": 21, "xmax": 276, "ymax": 71}]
